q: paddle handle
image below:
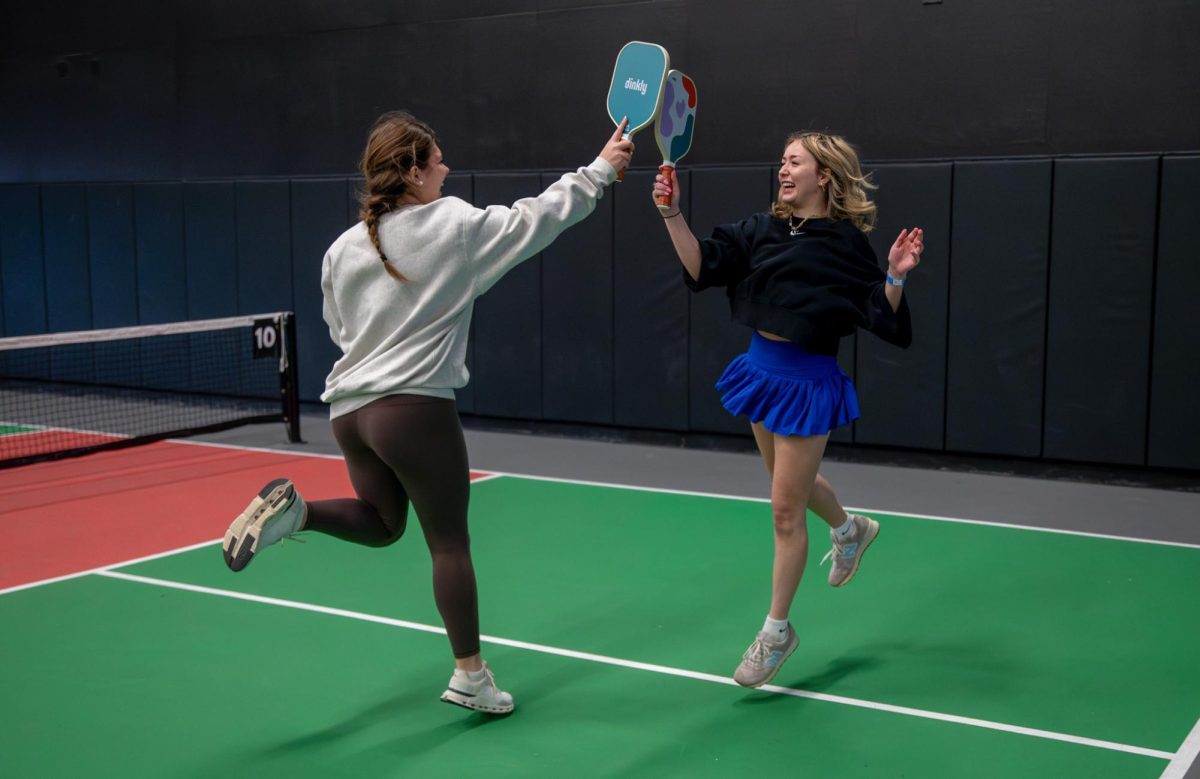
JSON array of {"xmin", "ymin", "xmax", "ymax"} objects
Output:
[
  {"xmin": 656, "ymin": 163, "xmax": 675, "ymax": 210},
  {"xmin": 616, "ymin": 132, "xmax": 631, "ymax": 182}
]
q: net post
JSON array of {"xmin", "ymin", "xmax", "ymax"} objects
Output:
[{"xmin": 280, "ymin": 312, "xmax": 303, "ymax": 443}]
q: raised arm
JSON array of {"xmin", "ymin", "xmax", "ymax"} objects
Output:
[
  {"xmin": 653, "ymin": 168, "xmax": 702, "ymax": 281},
  {"xmin": 884, "ymin": 227, "xmax": 924, "ymax": 311}
]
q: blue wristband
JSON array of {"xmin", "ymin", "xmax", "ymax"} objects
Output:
[{"xmin": 886, "ymin": 273, "xmax": 906, "ymax": 287}]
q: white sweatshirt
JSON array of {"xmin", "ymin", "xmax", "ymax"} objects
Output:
[{"xmin": 320, "ymin": 156, "xmax": 616, "ymax": 419}]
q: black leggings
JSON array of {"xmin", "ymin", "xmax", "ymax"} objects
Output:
[{"xmin": 306, "ymin": 394, "xmax": 479, "ymax": 658}]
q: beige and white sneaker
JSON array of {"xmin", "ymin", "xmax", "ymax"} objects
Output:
[
  {"xmin": 223, "ymin": 478, "xmax": 306, "ymax": 572},
  {"xmin": 733, "ymin": 624, "xmax": 799, "ymax": 688},
  {"xmin": 440, "ymin": 662, "xmax": 514, "ymax": 715},
  {"xmin": 822, "ymin": 514, "xmax": 880, "ymax": 587}
]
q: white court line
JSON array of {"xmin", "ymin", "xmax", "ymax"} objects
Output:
[
  {"xmin": 165, "ymin": 439, "xmax": 1200, "ymax": 549},
  {"xmin": 1162, "ymin": 717, "xmax": 1200, "ymax": 778},
  {"xmin": 0, "ymin": 538, "xmax": 221, "ymax": 596},
  {"xmin": 475, "ymin": 469, "xmax": 1200, "ymax": 550},
  {"xmin": 95, "ymin": 569, "xmax": 1173, "ymax": 762}
]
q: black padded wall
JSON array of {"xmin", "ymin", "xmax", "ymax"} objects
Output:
[
  {"xmin": 831, "ymin": 336, "xmax": 856, "ymax": 445},
  {"xmin": 235, "ymin": 182, "xmax": 292, "ymax": 316},
  {"xmin": 1148, "ymin": 157, "xmax": 1200, "ymax": 470},
  {"xmin": 290, "ymin": 179, "xmax": 347, "ymax": 403},
  {"xmin": 854, "ymin": 163, "xmax": 952, "ymax": 450},
  {"xmin": 132, "ymin": 183, "xmax": 185, "ymax": 325},
  {"xmin": 613, "ymin": 170, "xmax": 690, "ymax": 432},
  {"xmin": 0, "ymin": 186, "xmax": 46, "ymax": 336},
  {"xmin": 5, "ymin": 2, "xmax": 1198, "ymax": 182},
  {"xmin": 41, "ymin": 185, "xmax": 91, "ymax": 332},
  {"xmin": 1044, "ymin": 158, "xmax": 1158, "ymax": 465},
  {"xmin": 87, "ymin": 184, "xmax": 137, "ymax": 328},
  {"xmin": 686, "ymin": 167, "xmax": 776, "ymax": 436},
  {"xmin": 541, "ymin": 171, "xmax": 614, "ymax": 425},
  {"xmin": 946, "ymin": 160, "xmax": 1052, "ymax": 457},
  {"xmin": 132, "ymin": 183, "xmax": 186, "ymax": 390},
  {"xmin": 183, "ymin": 183, "xmax": 238, "ymax": 320},
  {"xmin": 440, "ymin": 174, "xmax": 476, "ymax": 414},
  {"xmin": 471, "ymin": 173, "xmax": 543, "ymax": 419}
]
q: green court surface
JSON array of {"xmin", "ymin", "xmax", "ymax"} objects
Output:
[{"xmin": 2, "ymin": 475, "xmax": 1197, "ymax": 777}]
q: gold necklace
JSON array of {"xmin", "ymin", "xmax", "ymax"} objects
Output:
[{"xmin": 788, "ymin": 213, "xmax": 808, "ymax": 236}]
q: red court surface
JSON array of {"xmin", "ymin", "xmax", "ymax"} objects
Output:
[{"xmin": 0, "ymin": 441, "xmax": 490, "ymax": 591}]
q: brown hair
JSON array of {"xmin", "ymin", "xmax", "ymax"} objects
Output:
[
  {"xmin": 358, "ymin": 111, "xmax": 439, "ymax": 281},
  {"xmin": 771, "ymin": 132, "xmax": 877, "ymax": 233}
]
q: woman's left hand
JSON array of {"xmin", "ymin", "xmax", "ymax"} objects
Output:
[{"xmin": 888, "ymin": 227, "xmax": 924, "ymax": 278}]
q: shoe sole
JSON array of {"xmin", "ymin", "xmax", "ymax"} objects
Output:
[
  {"xmin": 439, "ymin": 690, "xmax": 514, "ymax": 715},
  {"xmin": 830, "ymin": 518, "xmax": 880, "ymax": 588},
  {"xmin": 734, "ymin": 635, "xmax": 799, "ymax": 689},
  {"xmin": 222, "ymin": 479, "xmax": 294, "ymax": 573}
]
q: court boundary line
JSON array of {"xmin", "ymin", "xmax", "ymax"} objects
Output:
[
  {"xmin": 0, "ymin": 538, "xmax": 221, "ymax": 596},
  {"xmin": 1162, "ymin": 716, "xmax": 1200, "ymax": 778},
  {"xmin": 167, "ymin": 440, "xmax": 1200, "ymax": 550},
  {"xmin": 94, "ymin": 569, "xmax": 1173, "ymax": 762},
  {"xmin": 479, "ymin": 470, "xmax": 1200, "ymax": 551},
  {"xmin": 4, "ymin": 460, "xmax": 1197, "ymax": 598}
]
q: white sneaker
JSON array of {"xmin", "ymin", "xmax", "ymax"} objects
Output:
[
  {"xmin": 822, "ymin": 514, "xmax": 880, "ymax": 587},
  {"xmin": 440, "ymin": 662, "xmax": 514, "ymax": 715},
  {"xmin": 223, "ymin": 478, "xmax": 306, "ymax": 572}
]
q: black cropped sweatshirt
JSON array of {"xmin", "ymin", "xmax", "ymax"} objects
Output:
[{"xmin": 685, "ymin": 213, "xmax": 912, "ymax": 355}]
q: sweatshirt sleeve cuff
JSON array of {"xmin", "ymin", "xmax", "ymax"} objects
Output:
[{"xmin": 589, "ymin": 156, "xmax": 618, "ymax": 185}]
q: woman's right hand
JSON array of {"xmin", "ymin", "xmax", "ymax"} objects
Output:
[
  {"xmin": 600, "ymin": 118, "xmax": 635, "ymax": 176},
  {"xmin": 653, "ymin": 167, "xmax": 680, "ymax": 213}
]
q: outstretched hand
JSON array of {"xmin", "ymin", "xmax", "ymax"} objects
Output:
[
  {"xmin": 600, "ymin": 118, "xmax": 634, "ymax": 175},
  {"xmin": 888, "ymin": 227, "xmax": 924, "ymax": 278}
]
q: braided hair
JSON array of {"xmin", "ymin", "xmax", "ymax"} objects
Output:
[{"xmin": 358, "ymin": 111, "xmax": 439, "ymax": 281}]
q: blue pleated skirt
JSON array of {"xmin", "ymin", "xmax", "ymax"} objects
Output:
[{"xmin": 716, "ymin": 333, "xmax": 860, "ymax": 437}]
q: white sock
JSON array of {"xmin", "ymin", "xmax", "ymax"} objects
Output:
[
  {"xmin": 834, "ymin": 515, "xmax": 855, "ymax": 537},
  {"xmin": 463, "ymin": 666, "xmax": 488, "ymax": 681},
  {"xmin": 762, "ymin": 616, "xmax": 790, "ymax": 641}
]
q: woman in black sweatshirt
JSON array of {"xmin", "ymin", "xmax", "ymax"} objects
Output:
[{"xmin": 653, "ymin": 131, "xmax": 924, "ymax": 688}]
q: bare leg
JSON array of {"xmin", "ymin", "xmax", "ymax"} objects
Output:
[
  {"xmin": 752, "ymin": 422, "xmax": 847, "ymax": 530},
  {"xmin": 767, "ymin": 432, "xmax": 829, "ymax": 620}
]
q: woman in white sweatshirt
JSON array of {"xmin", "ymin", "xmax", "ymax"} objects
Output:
[{"xmin": 221, "ymin": 111, "xmax": 633, "ymax": 714}]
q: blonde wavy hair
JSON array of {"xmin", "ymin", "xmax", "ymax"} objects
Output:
[{"xmin": 771, "ymin": 132, "xmax": 877, "ymax": 233}]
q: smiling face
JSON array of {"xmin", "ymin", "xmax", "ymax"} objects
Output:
[{"xmin": 777, "ymin": 140, "xmax": 830, "ymax": 217}]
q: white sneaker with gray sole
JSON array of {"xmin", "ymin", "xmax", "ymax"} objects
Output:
[{"xmin": 440, "ymin": 662, "xmax": 514, "ymax": 715}]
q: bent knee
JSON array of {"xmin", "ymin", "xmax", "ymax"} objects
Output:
[{"xmin": 771, "ymin": 505, "xmax": 807, "ymax": 534}]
